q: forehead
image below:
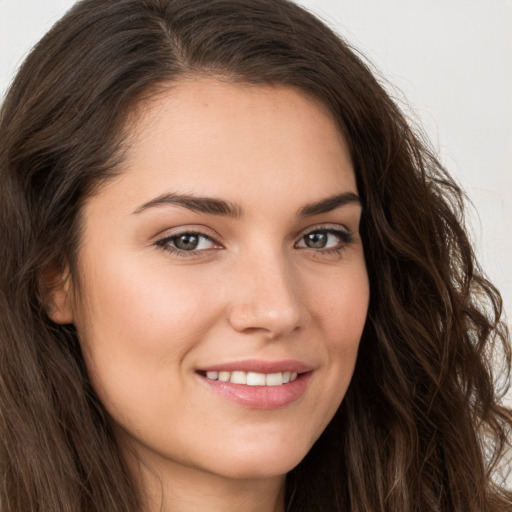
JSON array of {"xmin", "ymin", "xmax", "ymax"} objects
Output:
[{"xmin": 89, "ymin": 78, "xmax": 356, "ymax": 218}]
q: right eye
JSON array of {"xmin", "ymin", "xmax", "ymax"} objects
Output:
[{"xmin": 155, "ymin": 231, "xmax": 221, "ymax": 255}]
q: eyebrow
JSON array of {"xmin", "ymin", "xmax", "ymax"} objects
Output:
[
  {"xmin": 132, "ymin": 191, "xmax": 361, "ymax": 217},
  {"xmin": 297, "ymin": 192, "xmax": 361, "ymax": 217},
  {"xmin": 132, "ymin": 193, "xmax": 243, "ymax": 217}
]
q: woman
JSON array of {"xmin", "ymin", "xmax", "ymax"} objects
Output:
[{"xmin": 0, "ymin": 0, "xmax": 510, "ymax": 511}]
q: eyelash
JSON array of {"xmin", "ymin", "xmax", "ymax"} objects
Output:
[
  {"xmin": 154, "ymin": 231, "xmax": 220, "ymax": 259},
  {"xmin": 155, "ymin": 225, "xmax": 355, "ymax": 258},
  {"xmin": 296, "ymin": 227, "xmax": 355, "ymax": 256}
]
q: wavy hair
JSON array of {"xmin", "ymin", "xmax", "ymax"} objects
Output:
[{"xmin": 0, "ymin": 0, "xmax": 510, "ymax": 511}]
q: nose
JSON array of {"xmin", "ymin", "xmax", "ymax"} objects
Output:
[{"xmin": 227, "ymin": 249, "xmax": 311, "ymax": 339}]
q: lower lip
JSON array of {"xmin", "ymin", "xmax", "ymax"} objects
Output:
[{"xmin": 198, "ymin": 373, "xmax": 312, "ymax": 409}]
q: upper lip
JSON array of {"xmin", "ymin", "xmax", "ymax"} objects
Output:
[{"xmin": 198, "ymin": 359, "xmax": 314, "ymax": 374}]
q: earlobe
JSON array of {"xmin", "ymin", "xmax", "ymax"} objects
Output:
[{"xmin": 42, "ymin": 266, "xmax": 75, "ymax": 325}]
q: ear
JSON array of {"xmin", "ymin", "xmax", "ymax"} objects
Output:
[{"xmin": 41, "ymin": 265, "xmax": 75, "ymax": 325}]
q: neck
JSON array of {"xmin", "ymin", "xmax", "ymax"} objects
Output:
[{"xmin": 125, "ymin": 449, "xmax": 286, "ymax": 512}]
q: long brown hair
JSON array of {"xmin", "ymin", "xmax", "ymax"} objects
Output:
[{"xmin": 0, "ymin": 0, "xmax": 510, "ymax": 511}]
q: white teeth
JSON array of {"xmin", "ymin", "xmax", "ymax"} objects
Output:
[
  {"xmin": 247, "ymin": 372, "xmax": 266, "ymax": 386},
  {"xmin": 218, "ymin": 371, "xmax": 230, "ymax": 382},
  {"xmin": 266, "ymin": 373, "xmax": 283, "ymax": 386},
  {"xmin": 204, "ymin": 370, "xmax": 299, "ymax": 386},
  {"xmin": 230, "ymin": 371, "xmax": 247, "ymax": 384}
]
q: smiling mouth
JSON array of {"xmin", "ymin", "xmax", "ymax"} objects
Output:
[
  {"xmin": 196, "ymin": 366, "xmax": 312, "ymax": 408},
  {"xmin": 199, "ymin": 370, "xmax": 299, "ymax": 386}
]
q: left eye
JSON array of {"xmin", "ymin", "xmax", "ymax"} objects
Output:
[
  {"xmin": 157, "ymin": 232, "xmax": 217, "ymax": 252},
  {"xmin": 296, "ymin": 229, "xmax": 349, "ymax": 250}
]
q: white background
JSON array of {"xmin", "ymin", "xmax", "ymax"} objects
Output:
[{"xmin": 1, "ymin": 1, "xmax": 511, "ymax": 407}]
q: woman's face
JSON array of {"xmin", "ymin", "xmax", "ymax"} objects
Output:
[{"xmin": 59, "ymin": 79, "xmax": 369, "ymax": 483}]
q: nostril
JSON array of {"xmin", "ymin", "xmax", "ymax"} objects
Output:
[{"xmin": 227, "ymin": 300, "xmax": 309, "ymax": 338}]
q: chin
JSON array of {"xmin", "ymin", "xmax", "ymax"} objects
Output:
[{"xmin": 200, "ymin": 438, "xmax": 311, "ymax": 480}]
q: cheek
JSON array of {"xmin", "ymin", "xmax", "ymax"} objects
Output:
[
  {"xmin": 312, "ymin": 261, "xmax": 369, "ymax": 346},
  {"xmin": 302, "ymin": 261, "xmax": 369, "ymax": 421},
  {"xmin": 79, "ymin": 254, "xmax": 219, "ymax": 346},
  {"xmin": 73, "ymin": 255, "xmax": 222, "ymax": 407}
]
